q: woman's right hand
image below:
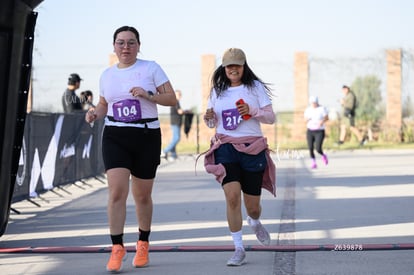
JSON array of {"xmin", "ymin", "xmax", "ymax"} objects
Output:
[
  {"xmin": 85, "ymin": 107, "xmax": 97, "ymax": 123},
  {"xmin": 204, "ymin": 108, "xmax": 215, "ymax": 119},
  {"xmin": 204, "ymin": 108, "xmax": 216, "ymax": 128}
]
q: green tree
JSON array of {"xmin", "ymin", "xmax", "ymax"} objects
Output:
[{"xmin": 351, "ymin": 75, "xmax": 384, "ymax": 126}]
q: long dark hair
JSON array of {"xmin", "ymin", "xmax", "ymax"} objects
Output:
[
  {"xmin": 113, "ymin": 26, "xmax": 141, "ymax": 45},
  {"xmin": 210, "ymin": 62, "xmax": 272, "ymax": 99}
]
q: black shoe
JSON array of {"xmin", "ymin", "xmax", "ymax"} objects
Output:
[
  {"xmin": 335, "ymin": 140, "xmax": 344, "ymax": 146},
  {"xmin": 359, "ymin": 138, "xmax": 366, "ymax": 146}
]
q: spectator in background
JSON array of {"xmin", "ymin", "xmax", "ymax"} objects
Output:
[
  {"xmin": 337, "ymin": 85, "xmax": 366, "ymax": 146},
  {"xmin": 161, "ymin": 89, "xmax": 190, "ymax": 161},
  {"xmin": 80, "ymin": 90, "xmax": 94, "ymax": 110},
  {"xmin": 304, "ymin": 95, "xmax": 329, "ymax": 169},
  {"xmin": 62, "ymin": 73, "xmax": 83, "ymax": 113}
]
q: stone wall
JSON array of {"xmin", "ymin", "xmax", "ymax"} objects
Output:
[
  {"xmin": 292, "ymin": 52, "xmax": 309, "ymax": 141},
  {"xmin": 385, "ymin": 49, "xmax": 402, "ymax": 141}
]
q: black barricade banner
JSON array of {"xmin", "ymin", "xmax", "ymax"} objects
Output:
[
  {"xmin": 12, "ymin": 112, "xmax": 104, "ymax": 202},
  {"xmin": 76, "ymin": 117, "xmax": 105, "ymax": 180},
  {"xmin": 13, "ymin": 115, "xmax": 31, "ymax": 202}
]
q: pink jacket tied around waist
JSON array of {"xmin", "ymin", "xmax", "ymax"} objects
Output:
[{"xmin": 202, "ymin": 133, "xmax": 276, "ymax": 197}]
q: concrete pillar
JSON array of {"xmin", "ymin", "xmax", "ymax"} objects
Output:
[
  {"xmin": 292, "ymin": 52, "xmax": 309, "ymax": 141},
  {"xmin": 386, "ymin": 49, "xmax": 402, "ymax": 141},
  {"xmin": 198, "ymin": 54, "xmax": 217, "ymax": 146},
  {"xmin": 201, "ymin": 54, "xmax": 216, "ymax": 112}
]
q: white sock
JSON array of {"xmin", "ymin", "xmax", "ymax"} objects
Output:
[
  {"xmin": 230, "ymin": 230, "xmax": 244, "ymax": 250},
  {"xmin": 248, "ymin": 216, "xmax": 260, "ymax": 227}
]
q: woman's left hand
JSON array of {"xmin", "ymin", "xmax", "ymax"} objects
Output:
[
  {"xmin": 130, "ymin": 87, "xmax": 147, "ymax": 98},
  {"xmin": 236, "ymin": 102, "xmax": 250, "ymax": 116}
]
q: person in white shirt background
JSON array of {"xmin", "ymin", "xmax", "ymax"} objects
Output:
[{"xmin": 304, "ymin": 95, "xmax": 329, "ymax": 169}]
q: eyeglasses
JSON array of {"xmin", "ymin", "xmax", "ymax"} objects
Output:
[{"xmin": 114, "ymin": 40, "xmax": 138, "ymax": 48}]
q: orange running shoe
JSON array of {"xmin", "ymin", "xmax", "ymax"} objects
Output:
[
  {"xmin": 133, "ymin": 240, "xmax": 149, "ymax": 268},
  {"xmin": 106, "ymin": 244, "xmax": 127, "ymax": 272}
]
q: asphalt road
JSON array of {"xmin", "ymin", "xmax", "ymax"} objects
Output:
[{"xmin": 1, "ymin": 149, "xmax": 414, "ymax": 275}]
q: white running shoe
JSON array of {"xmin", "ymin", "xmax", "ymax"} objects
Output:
[
  {"xmin": 247, "ymin": 216, "xmax": 271, "ymax": 246},
  {"xmin": 226, "ymin": 247, "xmax": 246, "ymax": 266}
]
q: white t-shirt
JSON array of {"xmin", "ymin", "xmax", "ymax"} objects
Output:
[
  {"xmin": 304, "ymin": 105, "xmax": 328, "ymax": 130},
  {"xmin": 207, "ymin": 80, "xmax": 272, "ymax": 137},
  {"xmin": 99, "ymin": 59, "xmax": 169, "ymax": 128}
]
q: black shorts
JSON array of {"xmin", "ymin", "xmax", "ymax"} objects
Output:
[
  {"xmin": 214, "ymin": 143, "xmax": 266, "ymax": 196},
  {"xmin": 102, "ymin": 126, "xmax": 161, "ymax": 179}
]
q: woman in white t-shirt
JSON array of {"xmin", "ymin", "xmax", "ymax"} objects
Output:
[
  {"xmin": 304, "ymin": 96, "xmax": 329, "ymax": 169},
  {"xmin": 203, "ymin": 48, "xmax": 276, "ymax": 266},
  {"xmin": 85, "ymin": 26, "xmax": 177, "ymax": 272}
]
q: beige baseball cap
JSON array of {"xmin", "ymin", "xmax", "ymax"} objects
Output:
[{"xmin": 221, "ymin": 48, "xmax": 246, "ymax": 67}]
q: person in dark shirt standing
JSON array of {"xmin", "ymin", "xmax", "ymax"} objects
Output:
[
  {"xmin": 337, "ymin": 85, "xmax": 365, "ymax": 146},
  {"xmin": 161, "ymin": 90, "xmax": 186, "ymax": 161},
  {"xmin": 62, "ymin": 73, "xmax": 83, "ymax": 113}
]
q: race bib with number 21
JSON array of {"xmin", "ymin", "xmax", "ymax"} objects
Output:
[{"xmin": 222, "ymin": 108, "xmax": 242, "ymax": 130}]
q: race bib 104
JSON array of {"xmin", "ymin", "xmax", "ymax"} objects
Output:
[{"xmin": 112, "ymin": 99, "xmax": 142, "ymax": 122}]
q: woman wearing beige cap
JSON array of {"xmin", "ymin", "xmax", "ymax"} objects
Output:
[{"xmin": 202, "ymin": 48, "xmax": 276, "ymax": 266}]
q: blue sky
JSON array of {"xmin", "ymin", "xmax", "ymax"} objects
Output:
[{"xmin": 32, "ymin": 0, "xmax": 414, "ymax": 113}]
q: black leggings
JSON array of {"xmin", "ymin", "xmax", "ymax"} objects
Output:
[{"xmin": 306, "ymin": 129, "xmax": 325, "ymax": 159}]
